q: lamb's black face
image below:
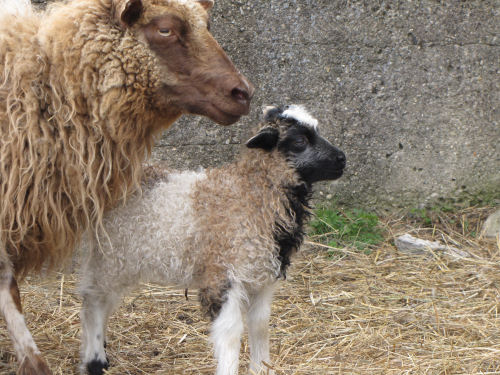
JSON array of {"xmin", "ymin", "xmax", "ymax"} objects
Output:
[
  {"xmin": 245, "ymin": 105, "xmax": 346, "ymax": 185},
  {"xmin": 278, "ymin": 123, "xmax": 346, "ymax": 184}
]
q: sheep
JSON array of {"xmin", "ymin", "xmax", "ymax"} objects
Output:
[
  {"xmin": 78, "ymin": 105, "xmax": 346, "ymax": 375},
  {"xmin": 0, "ymin": 0, "xmax": 253, "ymax": 373}
]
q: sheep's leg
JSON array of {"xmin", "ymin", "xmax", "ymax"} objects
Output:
[
  {"xmin": 209, "ymin": 286, "xmax": 245, "ymax": 375},
  {"xmin": 79, "ymin": 250, "xmax": 123, "ymax": 375},
  {"xmin": 80, "ymin": 286, "xmax": 122, "ymax": 375},
  {"xmin": 0, "ymin": 254, "xmax": 52, "ymax": 375},
  {"xmin": 247, "ymin": 284, "xmax": 276, "ymax": 375}
]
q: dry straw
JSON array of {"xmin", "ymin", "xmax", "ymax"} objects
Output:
[{"xmin": 0, "ymin": 207, "xmax": 498, "ymax": 374}]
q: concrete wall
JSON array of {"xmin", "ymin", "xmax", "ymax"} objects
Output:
[
  {"xmin": 154, "ymin": 0, "xmax": 499, "ymax": 209},
  {"xmin": 40, "ymin": 0, "xmax": 500, "ymax": 208}
]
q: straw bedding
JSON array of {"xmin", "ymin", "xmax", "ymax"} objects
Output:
[{"xmin": 0, "ymin": 207, "xmax": 498, "ymax": 374}]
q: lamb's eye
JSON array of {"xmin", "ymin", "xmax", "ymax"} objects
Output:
[
  {"xmin": 158, "ymin": 28, "xmax": 172, "ymax": 37},
  {"xmin": 293, "ymin": 135, "xmax": 308, "ymax": 150}
]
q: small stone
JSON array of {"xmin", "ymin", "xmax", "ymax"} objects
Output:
[
  {"xmin": 481, "ymin": 209, "xmax": 500, "ymax": 239},
  {"xmin": 395, "ymin": 234, "xmax": 443, "ymax": 255},
  {"xmin": 395, "ymin": 233, "xmax": 469, "ymax": 259}
]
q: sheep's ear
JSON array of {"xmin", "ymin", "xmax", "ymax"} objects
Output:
[
  {"xmin": 115, "ymin": 0, "xmax": 143, "ymax": 27},
  {"xmin": 196, "ymin": 0, "xmax": 214, "ymax": 11},
  {"xmin": 246, "ymin": 127, "xmax": 279, "ymax": 151}
]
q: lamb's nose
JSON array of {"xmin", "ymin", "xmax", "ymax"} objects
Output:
[{"xmin": 337, "ymin": 151, "xmax": 346, "ymax": 167}]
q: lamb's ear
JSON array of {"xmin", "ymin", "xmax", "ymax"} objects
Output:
[
  {"xmin": 114, "ymin": 0, "xmax": 143, "ymax": 27},
  {"xmin": 262, "ymin": 105, "xmax": 284, "ymax": 124},
  {"xmin": 246, "ymin": 127, "xmax": 279, "ymax": 151},
  {"xmin": 196, "ymin": 0, "xmax": 214, "ymax": 11}
]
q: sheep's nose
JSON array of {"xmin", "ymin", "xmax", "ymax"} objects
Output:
[
  {"xmin": 230, "ymin": 78, "xmax": 254, "ymax": 109},
  {"xmin": 231, "ymin": 87, "xmax": 250, "ymax": 103}
]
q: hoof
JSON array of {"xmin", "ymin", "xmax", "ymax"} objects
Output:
[
  {"xmin": 18, "ymin": 354, "xmax": 52, "ymax": 375},
  {"xmin": 86, "ymin": 359, "xmax": 109, "ymax": 375}
]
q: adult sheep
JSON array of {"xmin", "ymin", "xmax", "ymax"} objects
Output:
[{"xmin": 0, "ymin": 0, "xmax": 253, "ymax": 373}]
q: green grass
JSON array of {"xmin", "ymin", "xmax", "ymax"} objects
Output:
[{"xmin": 309, "ymin": 207, "xmax": 384, "ymax": 255}]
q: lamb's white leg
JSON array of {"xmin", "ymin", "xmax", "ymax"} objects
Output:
[
  {"xmin": 210, "ymin": 286, "xmax": 245, "ymax": 375},
  {"xmin": 79, "ymin": 244, "xmax": 124, "ymax": 375},
  {"xmin": 247, "ymin": 284, "xmax": 276, "ymax": 375},
  {"xmin": 80, "ymin": 284, "xmax": 122, "ymax": 375},
  {"xmin": 0, "ymin": 252, "xmax": 52, "ymax": 374}
]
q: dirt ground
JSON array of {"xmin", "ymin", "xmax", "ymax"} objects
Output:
[{"xmin": 0, "ymin": 207, "xmax": 499, "ymax": 375}]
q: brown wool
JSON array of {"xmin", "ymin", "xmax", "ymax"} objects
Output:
[
  {"xmin": 188, "ymin": 147, "xmax": 309, "ymax": 295},
  {"xmin": 0, "ymin": 0, "xmax": 187, "ymax": 278}
]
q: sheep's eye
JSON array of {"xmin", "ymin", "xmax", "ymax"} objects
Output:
[{"xmin": 158, "ymin": 28, "xmax": 172, "ymax": 37}]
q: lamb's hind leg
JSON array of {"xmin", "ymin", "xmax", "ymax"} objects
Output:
[
  {"xmin": 247, "ymin": 284, "xmax": 276, "ymax": 375},
  {"xmin": 0, "ymin": 251, "xmax": 51, "ymax": 375}
]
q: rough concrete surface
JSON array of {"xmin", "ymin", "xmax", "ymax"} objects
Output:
[{"xmin": 36, "ymin": 0, "xmax": 500, "ymax": 208}]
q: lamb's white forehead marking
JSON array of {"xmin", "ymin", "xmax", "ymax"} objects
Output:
[{"xmin": 282, "ymin": 105, "xmax": 319, "ymax": 130}]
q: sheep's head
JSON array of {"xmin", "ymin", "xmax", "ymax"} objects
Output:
[
  {"xmin": 114, "ymin": 0, "xmax": 254, "ymax": 125},
  {"xmin": 246, "ymin": 105, "xmax": 346, "ymax": 184}
]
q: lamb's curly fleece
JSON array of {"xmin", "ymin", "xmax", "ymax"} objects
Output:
[{"xmin": 82, "ymin": 146, "xmax": 302, "ymax": 305}]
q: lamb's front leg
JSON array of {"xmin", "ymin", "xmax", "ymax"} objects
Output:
[
  {"xmin": 207, "ymin": 285, "xmax": 245, "ymax": 375},
  {"xmin": 247, "ymin": 284, "xmax": 276, "ymax": 375},
  {"xmin": 79, "ymin": 283, "xmax": 121, "ymax": 375}
]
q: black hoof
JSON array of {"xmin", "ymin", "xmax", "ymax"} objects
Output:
[{"xmin": 86, "ymin": 358, "xmax": 109, "ymax": 375}]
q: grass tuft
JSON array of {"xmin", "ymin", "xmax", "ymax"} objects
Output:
[{"xmin": 309, "ymin": 207, "xmax": 384, "ymax": 254}]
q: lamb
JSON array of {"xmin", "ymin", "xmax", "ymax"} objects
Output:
[
  {"xmin": 79, "ymin": 105, "xmax": 346, "ymax": 375},
  {"xmin": 0, "ymin": 0, "xmax": 253, "ymax": 373}
]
